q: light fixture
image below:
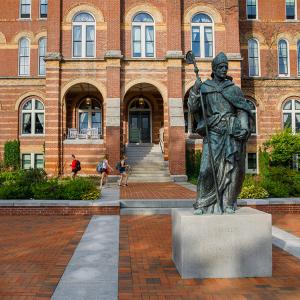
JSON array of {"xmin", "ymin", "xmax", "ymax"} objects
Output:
[
  {"xmin": 86, "ymin": 84, "xmax": 92, "ymax": 106},
  {"xmin": 138, "ymin": 85, "xmax": 144, "ymax": 106}
]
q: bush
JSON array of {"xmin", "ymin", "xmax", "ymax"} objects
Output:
[
  {"xmin": 32, "ymin": 179, "xmax": 63, "ymax": 200},
  {"xmin": 186, "ymin": 148, "xmax": 202, "ymax": 181},
  {"xmin": 4, "ymin": 140, "xmax": 20, "ymax": 170},
  {"xmin": 81, "ymin": 190, "xmax": 100, "ymax": 200},
  {"xmin": 0, "ymin": 182, "xmax": 32, "ymax": 199},
  {"xmin": 60, "ymin": 177, "xmax": 98, "ymax": 200},
  {"xmin": 261, "ymin": 178, "xmax": 290, "ymax": 198},
  {"xmin": 239, "ymin": 185, "xmax": 269, "ymax": 199}
]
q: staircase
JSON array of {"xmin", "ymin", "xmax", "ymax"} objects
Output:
[{"xmin": 125, "ymin": 144, "xmax": 172, "ymax": 182}]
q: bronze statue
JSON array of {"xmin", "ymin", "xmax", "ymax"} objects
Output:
[{"xmin": 187, "ymin": 52, "xmax": 253, "ymax": 215}]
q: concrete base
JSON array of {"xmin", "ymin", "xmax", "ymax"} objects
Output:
[
  {"xmin": 170, "ymin": 175, "xmax": 188, "ymax": 182},
  {"xmin": 172, "ymin": 207, "xmax": 272, "ymax": 279}
]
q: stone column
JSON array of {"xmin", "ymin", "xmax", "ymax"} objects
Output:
[
  {"xmin": 44, "ymin": 0, "xmax": 62, "ymax": 176},
  {"xmin": 166, "ymin": 0, "xmax": 186, "ymax": 181}
]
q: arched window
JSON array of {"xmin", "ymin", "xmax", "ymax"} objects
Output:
[
  {"xmin": 191, "ymin": 13, "xmax": 214, "ymax": 58},
  {"xmin": 38, "ymin": 37, "xmax": 47, "ymax": 76},
  {"xmin": 283, "ymin": 99, "xmax": 300, "ymax": 133},
  {"xmin": 246, "ymin": 99, "xmax": 257, "ymax": 134},
  {"xmin": 19, "ymin": 38, "xmax": 30, "ymax": 76},
  {"xmin": 21, "ymin": 98, "xmax": 44, "ymax": 135},
  {"xmin": 72, "ymin": 12, "xmax": 95, "ymax": 58},
  {"xmin": 78, "ymin": 98, "xmax": 102, "ymax": 135},
  {"xmin": 248, "ymin": 39, "xmax": 260, "ymax": 77},
  {"xmin": 132, "ymin": 12, "xmax": 155, "ymax": 58},
  {"xmin": 278, "ymin": 39, "xmax": 289, "ymax": 76},
  {"xmin": 297, "ymin": 40, "xmax": 300, "ymax": 76}
]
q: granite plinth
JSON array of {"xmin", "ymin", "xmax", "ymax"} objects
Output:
[{"xmin": 172, "ymin": 207, "xmax": 272, "ymax": 279}]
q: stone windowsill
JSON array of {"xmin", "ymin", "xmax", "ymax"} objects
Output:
[{"xmin": 63, "ymin": 139, "xmax": 104, "ymax": 145}]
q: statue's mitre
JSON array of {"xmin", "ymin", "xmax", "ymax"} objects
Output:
[{"xmin": 212, "ymin": 52, "xmax": 228, "ymax": 68}]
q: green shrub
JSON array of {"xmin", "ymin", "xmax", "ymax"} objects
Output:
[
  {"xmin": 4, "ymin": 140, "xmax": 20, "ymax": 170},
  {"xmin": 81, "ymin": 190, "xmax": 100, "ymax": 200},
  {"xmin": 260, "ymin": 178, "xmax": 290, "ymax": 198},
  {"xmin": 239, "ymin": 185, "xmax": 269, "ymax": 199},
  {"xmin": 0, "ymin": 182, "xmax": 32, "ymax": 199},
  {"xmin": 186, "ymin": 148, "xmax": 202, "ymax": 181},
  {"xmin": 32, "ymin": 179, "xmax": 63, "ymax": 200},
  {"xmin": 60, "ymin": 177, "xmax": 98, "ymax": 200}
]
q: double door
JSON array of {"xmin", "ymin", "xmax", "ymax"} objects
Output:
[{"xmin": 129, "ymin": 111, "xmax": 151, "ymax": 143}]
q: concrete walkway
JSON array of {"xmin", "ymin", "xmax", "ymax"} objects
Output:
[{"xmin": 51, "ymin": 216, "xmax": 120, "ymax": 300}]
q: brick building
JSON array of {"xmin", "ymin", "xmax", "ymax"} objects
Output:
[{"xmin": 0, "ymin": 0, "xmax": 299, "ymax": 178}]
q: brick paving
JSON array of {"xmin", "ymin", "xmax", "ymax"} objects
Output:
[
  {"xmin": 120, "ymin": 183, "xmax": 196, "ymax": 199},
  {"xmin": 119, "ymin": 215, "xmax": 300, "ymax": 300},
  {"xmin": 0, "ymin": 216, "xmax": 90, "ymax": 300},
  {"xmin": 273, "ymin": 214, "xmax": 300, "ymax": 237}
]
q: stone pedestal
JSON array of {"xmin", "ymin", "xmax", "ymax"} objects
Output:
[{"xmin": 172, "ymin": 207, "xmax": 272, "ymax": 279}]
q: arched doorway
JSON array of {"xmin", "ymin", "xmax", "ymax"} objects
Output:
[{"xmin": 128, "ymin": 98, "xmax": 151, "ymax": 143}]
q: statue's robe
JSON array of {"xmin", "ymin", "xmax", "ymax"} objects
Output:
[{"xmin": 188, "ymin": 79, "xmax": 253, "ymax": 213}]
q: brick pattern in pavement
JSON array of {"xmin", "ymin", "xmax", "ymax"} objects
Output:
[
  {"xmin": 273, "ymin": 214, "xmax": 300, "ymax": 237},
  {"xmin": 120, "ymin": 183, "xmax": 196, "ymax": 199},
  {"xmin": 119, "ymin": 215, "xmax": 300, "ymax": 300},
  {"xmin": 0, "ymin": 216, "xmax": 90, "ymax": 300}
]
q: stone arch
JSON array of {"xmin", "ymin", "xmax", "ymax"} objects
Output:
[
  {"xmin": 184, "ymin": 3, "xmax": 223, "ymax": 24},
  {"xmin": 242, "ymin": 32, "xmax": 266, "ymax": 45},
  {"xmin": 61, "ymin": 78, "xmax": 106, "ymax": 102},
  {"xmin": 12, "ymin": 31, "xmax": 34, "ymax": 44},
  {"xmin": 0, "ymin": 32, "xmax": 6, "ymax": 44},
  {"xmin": 278, "ymin": 94, "xmax": 300, "ymax": 110},
  {"xmin": 35, "ymin": 31, "xmax": 47, "ymax": 43},
  {"xmin": 64, "ymin": 4, "xmax": 104, "ymax": 23},
  {"xmin": 123, "ymin": 78, "xmax": 167, "ymax": 103},
  {"xmin": 125, "ymin": 4, "xmax": 164, "ymax": 24},
  {"xmin": 15, "ymin": 91, "xmax": 46, "ymax": 111},
  {"xmin": 276, "ymin": 34, "xmax": 293, "ymax": 45}
]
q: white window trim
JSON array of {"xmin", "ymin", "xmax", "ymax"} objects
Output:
[
  {"xmin": 285, "ymin": 0, "xmax": 297, "ymax": 20},
  {"xmin": 131, "ymin": 15, "xmax": 156, "ymax": 58},
  {"xmin": 128, "ymin": 98, "xmax": 153, "ymax": 143},
  {"xmin": 18, "ymin": 37, "xmax": 30, "ymax": 77},
  {"xmin": 19, "ymin": 0, "xmax": 31, "ymax": 19},
  {"xmin": 39, "ymin": 0, "xmax": 48, "ymax": 19},
  {"xmin": 245, "ymin": 152, "xmax": 258, "ymax": 174},
  {"xmin": 21, "ymin": 98, "xmax": 45, "ymax": 136},
  {"xmin": 297, "ymin": 40, "xmax": 300, "ymax": 77},
  {"xmin": 278, "ymin": 39, "xmax": 290, "ymax": 77},
  {"xmin": 38, "ymin": 37, "xmax": 47, "ymax": 76},
  {"xmin": 282, "ymin": 99, "xmax": 300, "ymax": 134},
  {"xmin": 248, "ymin": 38, "xmax": 261, "ymax": 77},
  {"xmin": 72, "ymin": 12, "xmax": 96, "ymax": 58},
  {"xmin": 246, "ymin": 0, "xmax": 258, "ymax": 20},
  {"xmin": 22, "ymin": 153, "xmax": 44, "ymax": 169},
  {"xmin": 191, "ymin": 14, "xmax": 215, "ymax": 59}
]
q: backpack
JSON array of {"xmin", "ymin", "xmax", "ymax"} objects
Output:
[
  {"xmin": 96, "ymin": 161, "xmax": 104, "ymax": 173},
  {"xmin": 115, "ymin": 161, "xmax": 121, "ymax": 170},
  {"xmin": 76, "ymin": 160, "xmax": 81, "ymax": 171}
]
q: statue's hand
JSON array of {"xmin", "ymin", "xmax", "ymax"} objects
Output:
[
  {"xmin": 193, "ymin": 78, "xmax": 202, "ymax": 93},
  {"xmin": 234, "ymin": 129, "xmax": 249, "ymax": 140}
]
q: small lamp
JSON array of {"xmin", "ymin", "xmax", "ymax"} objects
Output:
[{"xmin": 138, "ymin": 85, "xmax": 144, "ymax": 107}]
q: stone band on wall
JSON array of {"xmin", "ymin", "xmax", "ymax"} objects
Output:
[
  {"xmin": 106, "ymin": 98, "xmax": 120, "ymax": 127},
  {"xmin": 169, "ymin": 98, "xmax": 184, "ymax": 127}
]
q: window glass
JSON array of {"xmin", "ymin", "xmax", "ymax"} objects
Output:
[
  {"xmin": 248, "ymin": 39, "xmax": 259, "ymax": 76},
  {"xmin": 22, "ymin": 154, "xmax": 31, "ymax": 169},
  {"xmin": 20, "ymin": 0, "xmax": 31, "ymax": 18},
  {"xmin": 284, "ymin": 100, "xmax": 292, "ymax": 110},
  {"xmin": 86, "ymin": 25, "xmax": 95, "ymax": 57},
  {"xmin": 247, "ymin": 0, "xmax": 257, "ymax": 19},
  {"xmin": 35, "ymin": 154, "xmax": 44, "ymax": 169},
  {"xmin": 21, "ymin": 99, "xmax": 44, "ymax": 135},
  {"xmin": 133, "ymin": 13, "xmax": 153, "ymax": 22},
  {"xmin": 40, "ymin": 0, "xmax": 47, "ymax": 18},
  {"xmin": 74, "ymin": 13, "xmax": 95, "ymax": 22},
  {"xmin": 22, "ymin": 113, "xmax": 32, "ymax": 134},
  {"xmin": 145, "ymin": 26, "xmax": 154, "ymax": 57},
  {"xmin": 19, "ymin": 38, "xmax": 30, "ymax": 76},
  {"xmin": 191, "ymin": 14, "xmax": 214, "ymax": 58},
  {"xmin": 286, "ymin": 0, "xmax": 296, "ymax": 19},
  {"xmin": 282, "ymin": 99, "xmax": 300, "ymax": 133},
  {"xmin": 38, "ymin": 38, "xmax": 47, "ymax": 76},
  {"xmin": 247, "ymin": 153, "xmax": 257, "ymax": 171},
  {"xmin": 278, "ymin": 40, "xmax": 289, "ymax": 75}
]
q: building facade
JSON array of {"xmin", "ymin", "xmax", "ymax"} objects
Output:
[{"xmin": 0, "ymin": 0, "xmax": 299, "ymax": 177}]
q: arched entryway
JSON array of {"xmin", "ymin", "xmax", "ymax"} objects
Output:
[{"xmin": 123, "ymin": 83, "xmax": 164, "ymax": 146}]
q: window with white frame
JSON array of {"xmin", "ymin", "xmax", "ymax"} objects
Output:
[
  {"xmin": 248, "ymin": 39, "xmax": 260, "ymax": 76},
  {"xmin": 286, "ymin": 0, "xmax": 296, "ymax": 19},
  {"xmin": 21, "ymin": 98, "xmax": 45, "ymax": 135},
  {"xmin": 246, "ymin": 0, "xmax": 257, "ymax": 19},
  {"xmin": 20, "ymin": 0, "xmax": 31, "ymax": 19},
  {"xmin": 283, "ymin": 99, "xmax": 300, "ymax": 133},
  {"xmin": 40, "ymin": 0, "xmax": 48, "ymax": 18},
  {"xmin": 245, "ymin": 152, "xmax": 257, "ymax": 174},
  {"xmin": 19, "ymin": 38, "xmax": 30, "ymax": 76},
  {"xmin": 246, "ymin": 99, "xmax": 257, "ymax": 134},
  {"xmin": 278, "ymin": 39, "xmax": 289, "ymax": 76},
  {"xmin": 132, "ymin": 12, "xmax": 155, "ymax": 58},
  {"xmin": 38, "ymin": 38, "xmax": 47, "ymax": 76},
  {"xmin": 191, "ymin": 13, "xmax": 214, "ymax": 58},
  {"xmin": 72, "ymin": 12, "xmax": 95, "ymax": 58},
  {"xmin": 298, "ymin": 40, "xmax": 300, "ymax": 76},
  {"xmin": 22, "ymin": 153, "xmax": 44, "ymax": 169},
  {"xmin": 78, "ymin": 98, "xmax": 102, "ymax": 135}
]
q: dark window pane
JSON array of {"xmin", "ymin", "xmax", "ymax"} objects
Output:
[
  {"xmin": 248, "ymin": 153, "xmax": 257, "ymax": 170},
  {"xmin": 133, "ymin": 13, "xmax": 153, "ymax": 22},
  {"xmin": 22, "ymin": 113, "xmax": 32, "ymax": 134}
]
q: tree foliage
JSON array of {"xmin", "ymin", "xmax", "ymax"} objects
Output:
[{"xmin": 4, "ymin": 140, "xmax": 20, "ymax": 170}]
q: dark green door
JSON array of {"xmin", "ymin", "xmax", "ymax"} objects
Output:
[{"xmin": 129, "ymin": 111, "xmax": 151, "ymax": 143}]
